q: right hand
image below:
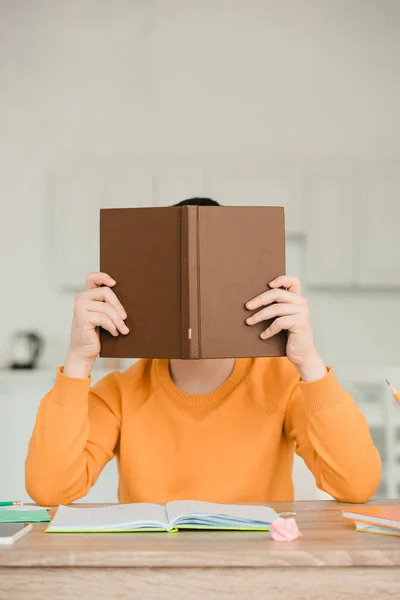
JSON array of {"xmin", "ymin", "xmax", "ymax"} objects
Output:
[{"xmin": 64, "ymin": 272, "xmax": 129, "ymax": 378}]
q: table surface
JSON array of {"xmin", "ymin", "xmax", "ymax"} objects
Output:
[{"xmin": 1, "ymin": 500, "xmax": 400, "ymax": 569}]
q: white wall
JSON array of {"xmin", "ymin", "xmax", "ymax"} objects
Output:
[{"xmin": 0, "ymin": 0, "xmax": 400, "ymax": 371}]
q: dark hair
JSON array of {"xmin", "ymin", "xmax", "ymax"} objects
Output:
[{"xmin": 173, "ymin": 197, "xmax": 220, "ymax": 207}]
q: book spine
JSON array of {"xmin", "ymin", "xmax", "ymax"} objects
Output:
[{"xmin": 180, "ymin": 206, "xmax": 200, "ymax": 359}]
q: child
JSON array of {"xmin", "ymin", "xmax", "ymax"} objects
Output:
[{"xmin": 26, "ymin": 198, "xmax": 381, "ymax": 506}]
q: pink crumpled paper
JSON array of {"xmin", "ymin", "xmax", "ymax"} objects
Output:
[{"xmin": 270, "ymin": 517, "xmax": 301, "ymax": 542}]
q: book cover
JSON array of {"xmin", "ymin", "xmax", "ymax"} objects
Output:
[
  {"xmin": 100, "ymin": 205, "xmax": 287, "ymax": 359},
  {"xmin": 342, "ymin": 505, "xmax": 400, "ymax": 530}
]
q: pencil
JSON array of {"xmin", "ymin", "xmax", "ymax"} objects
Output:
[
  {"xmin": 0, "ymin": 501, "xmax": 23, "ymax": 507},
  {"xmin": 385, "ymin": 379, "xmax": 400, "ymax": 403}
]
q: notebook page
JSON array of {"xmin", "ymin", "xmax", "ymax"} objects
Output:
[
  {"xmin": 166, "ymin": 501, "xmax": 277, "ymax": 526},
  {"xmin": 48, "ymin": 503, "xmax": 168, "ymax": 531}
]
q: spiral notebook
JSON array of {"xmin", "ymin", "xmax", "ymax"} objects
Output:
[{"xmin": 47, "ymin": 501, "xmax": 278, "ymax": 533}]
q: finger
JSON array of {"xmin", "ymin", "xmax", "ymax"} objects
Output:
[
  {"xmin": 246, "ymin": 288, "xmax": 305, "ymax": 311},
  {"xmin": 246, "ymin": 303, "xmax": 301, "ymax": 326},
  {"xmin": 85, "ymin": 287, "xmax": 127, "ymax": 319},
  {"xmin": 85, "ymin": 272, "xmax": 116, "ymax": 291},
  {"xmin": 85, "ymin": 301, "xmax": 129, "ymax": 335},
  {"xmin": 269, "ymin": 276, "xmax": 301, "ymax": 295},
  {"xmin": 260, "ymin": 316, "xmax": 295, "ymax": 340},
  {"xmin": 88, "ymin": 313, "xmax": 119, "ymax": 337}
]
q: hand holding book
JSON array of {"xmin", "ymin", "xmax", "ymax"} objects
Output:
[
  {"xmin": 63, "ymin": 205, "xmax": 324, "ymax": 373},
  {"xmin": 64, "ymin": 272, "xmax": 129, "ymax": 378},
  {"xmin": 246, "ymin": 275, "xmax": 327, "ymax": 383}
]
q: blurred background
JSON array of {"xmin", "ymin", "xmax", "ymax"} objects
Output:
[{"xmin": 1, "ymin": 0, "xmax": 400, "ymax": 503}]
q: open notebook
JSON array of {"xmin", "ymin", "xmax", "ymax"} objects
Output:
[{"xmin": 47, "ymin": 501, "xmax": 278, "ymax": 533}]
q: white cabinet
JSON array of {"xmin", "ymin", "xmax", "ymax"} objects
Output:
[
  {"xmin": 204, "ymin": 164, "xmax": 305, "ymax": 236},
  {"xmin": 356, "ymin": 168, "xmax": 400, "ymax": 286},
  {"xmin": 51, "ymin": 160, "xmax": 400, "ymax": 290},
  {"xmin": 51, "ymin": 162, "xmax": 205, "ymax": 289},
  {"xmin": 305, "ymin": 166, "xmax": 400, "ymax": 288},
  {"xmin": 0, "ymin": 373, "xmax": 54, "ymax": 501},
  {"xmin": 51, "ymin": 160, "xmax": 306, "ymax": 289},
  {"xmin": 154, "ymin": 166, "xmax": 203, "ymax": 206},
  {"xmin": 51, "ymin": 162, "xmax": 153, "ymax": 289},
  {"xmin": 304, "ymin": 170, "xmax": 356, "ymax": 286},
  {"xmin": 0, "ymin": 370, "xmax": 118, "ymax": 503}
]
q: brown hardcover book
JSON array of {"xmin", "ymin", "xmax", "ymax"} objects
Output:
[{"xmin": 100, "ymin": 206, "xmax": 287, "ymax": 359}]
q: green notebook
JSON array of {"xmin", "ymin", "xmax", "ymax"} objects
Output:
[
  {"xmin": 47, "ymin": 501, "xmax": 278, "ymax": 533},
  {"xmin": 0, "ymin": 509, "xmax": 50, "ymax": 523}
]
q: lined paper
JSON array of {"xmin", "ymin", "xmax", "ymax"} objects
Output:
[
  {"xmin": 166, "ymin": 500, "xmax": 277, "ymax": 526},
  {"xmin": 49, "ymin": 503, "xmax": 168, "ymax": 531}
]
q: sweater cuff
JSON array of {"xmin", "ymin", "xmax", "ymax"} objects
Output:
[
  {"xmin": 298, "ymin": 367, "xmax": 345, "ymax": 412},
  {"xmin": 50, "ymin": 367, "xmax": 92, "ymax": 409}
]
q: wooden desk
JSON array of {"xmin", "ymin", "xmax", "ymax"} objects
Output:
[{"xmin": 1, "ymin": 501, "xmax": 400, "ymax": 600}]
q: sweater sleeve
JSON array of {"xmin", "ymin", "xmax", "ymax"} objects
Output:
[
  {"xmin": 284, "ymin": 368, "xmax": 381, "ymax": 503},
  {"xmin": 25, "ymin": 368, "xmax": 121, "ymax": 506}
]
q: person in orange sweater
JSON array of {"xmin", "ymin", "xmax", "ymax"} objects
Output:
[{"xmin": 26, "ymin": 199, "xmax": 381, "ymax": 506}]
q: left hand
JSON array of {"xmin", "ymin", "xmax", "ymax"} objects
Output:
[{"xmin": 246, "ymin": 275, "xmax": 327, "ymax": 382}]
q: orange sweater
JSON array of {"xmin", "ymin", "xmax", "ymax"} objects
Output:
[{"xmin": 25, "ymin": 358, "xmax": 381, "ymax": 506}]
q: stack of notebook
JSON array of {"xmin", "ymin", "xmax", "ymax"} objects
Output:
[{"xmin": 342, "ymin": 506, "xmax": 400, "ymax": 536}]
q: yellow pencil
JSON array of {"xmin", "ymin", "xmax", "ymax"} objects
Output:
[{"xmin": 385, "ymin": 379, "xmax": 400, "ymax": 404}]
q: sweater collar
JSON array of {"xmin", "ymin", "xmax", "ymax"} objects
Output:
[{"xmin": 154, "ymin": 358, "xmax": 252, "ymax": 406}]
